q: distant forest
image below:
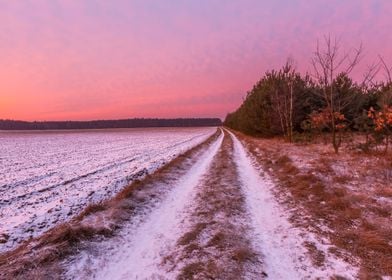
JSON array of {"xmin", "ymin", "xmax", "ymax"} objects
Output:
[{"xmin": 0, "ymin": 118, "xmax": 222, "ymax": 130}]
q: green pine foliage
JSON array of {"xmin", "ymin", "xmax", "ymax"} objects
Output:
[{"xmin": 224, "ymin": 65, "xmax": 390, "ymax": 140}]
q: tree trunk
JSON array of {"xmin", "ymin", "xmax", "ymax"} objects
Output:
[
  {"xmin": 331, "ymin": 110, "xmax": 339, "ymax": 153},
  {"xmin": 289, "ymin": 82, "xmax": 293, "ymax": 143}
]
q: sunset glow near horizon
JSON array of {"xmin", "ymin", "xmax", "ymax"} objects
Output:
[{"xmin": 1, "ymin": 1, "xmax": 392, "ymax": 121}]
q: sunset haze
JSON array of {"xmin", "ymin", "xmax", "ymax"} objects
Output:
[{"xmin": 1, "ymin": 0, "xmax": 391, "ymax": 121}]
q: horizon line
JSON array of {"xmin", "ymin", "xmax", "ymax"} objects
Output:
[{"xmin": 0, "ymin": 117, "xmax": 223, "ymax": 123}]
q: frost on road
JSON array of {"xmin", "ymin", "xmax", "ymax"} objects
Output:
[
  {"xmin": 2, "ymin": 128, "xmax": 358, "ymax": 279},
  {"xmin": 62, "ymin": 129, "xmax": 357, "ymax": 279}
]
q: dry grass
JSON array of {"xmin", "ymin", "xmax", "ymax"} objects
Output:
[
  {"xmin": 178, "ymin": 261, "xmax": 206, "ymax": 279},
  {"xmin": 0, "ymin": 129, "xmax": 222, "ymax": 279},
  {"xmin": 0, "ymin": 222, "xmax": 115, "ymax": 279},
  {"xmin": 206, "ymin": 231, "xmax": 227, "ymax": 249},
  {"xmin": 304, "ymin": 241, "xmax": 326, "ymax": 267},
  {"xmin": 333, "ymin": 175, "xmax": 352, "ymax": 184},
  {"xmin": 231, "ymin": 247, "xmax": 257, "ymax": 263},
  {"xmin": 231, "ymin": 129, "xmax": 392, "ymax": 277},
  {"xmin": 76, "ymin": 203, "xmax": 108, "ymax": 221},
  {"xmin": 114, "ymin": 179, "xmax": 143, "ymax": 200},
  {"xmin": 177, "ymin": 222, "xmax": 208, "ymax": 246},
  {"xmin": 375, "ymin": 186, "xmax": 392, "ymax": 198},
  {"xmin": 316, "ymin": 157, "xmax": 335, "ymax": 175},
  {"xmin": 177, "ymin": 260, "xmax": 223, "ymax": 280},
  {"xmin": 164, "ymin": 131, "xmax": 262, "ymax": 280}
]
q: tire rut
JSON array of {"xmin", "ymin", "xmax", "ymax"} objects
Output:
[{"xmin": 163, "ymin": 131, "xmax": 265, "ymax": 280}]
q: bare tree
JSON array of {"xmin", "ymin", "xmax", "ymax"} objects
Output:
[
  {"xmin": 271, "ymin": 58, "xmax": 297, "ymax": 142},
  {"xmin": 311, "ymin": 35, "xmax": 362, "ymax": 153}
]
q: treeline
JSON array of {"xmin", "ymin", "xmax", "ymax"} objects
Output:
[
  {"xmin": 0, "ymin": 118, "xmax": 222, "ymax": 130},
  {"xmin": 224, "ymin": 36, "xmax": 392, "ymax": 153}
]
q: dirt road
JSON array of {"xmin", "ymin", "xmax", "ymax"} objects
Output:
[
  {"xmin": 2, "ymin": 128, "xmax": 358, "ymax": 279},
  {"xmin": 60, "ymin": 129, "xmax": 358, "ymax": 279}
]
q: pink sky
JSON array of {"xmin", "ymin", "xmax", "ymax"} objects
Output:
[{"xmin": 1, "ymin": 0, "xmax": 391, "ymax": 121}]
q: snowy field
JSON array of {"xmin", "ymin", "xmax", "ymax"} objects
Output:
[{"xmin": 0, "ymin": 127, "xmax": 216, "ymax": 252}]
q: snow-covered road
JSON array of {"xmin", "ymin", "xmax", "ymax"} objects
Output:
[{"xmin": 5, "ymin": 128, "xmax": 358, "ymax": 279}]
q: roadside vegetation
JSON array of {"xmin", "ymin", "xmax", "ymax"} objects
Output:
[
  {"xmin": 225, "ymin": 36, "xmax": 392, "ymax": 277},
  {"xmin": 234, "ymin": 132, "xmax": 392, "ymax": 277},
  {"xmin": 225, "ymin": 35, "xmax": 392, "ymax": 155}
]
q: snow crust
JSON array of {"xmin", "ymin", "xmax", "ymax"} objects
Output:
[
  {"xmin": 64, "ymin": 129, "xmax": 224, "ymax": 279},
  {"xmin": 228, "ymin": 130, "xmax": 358, "ymax": 279},
  {"xmin": 0, "ymin": 127, "xmax": 215, "ymax": 252}
]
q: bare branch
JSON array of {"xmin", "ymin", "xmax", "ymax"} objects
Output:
[
  {"xmin": 362, "ymin": 62, "xmax": 381, "ymax": 89},
  {"xmin": 345, "ymin": 43, "xmax": 363, "ymax": 74},
  {"xmin": 379, "ymin": 55, "xmax": 392, "ymax": 83},
  {"xmin": 311, "ymin": 35, "xmax": 363, "ymax": 153}
]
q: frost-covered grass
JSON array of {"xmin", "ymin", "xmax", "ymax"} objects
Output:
[
  {"xmin": 0, "ymin": 127, "xmax": 215, "ymax": 252},
  {"xmin": 229, "ymin": 130, "xmax": 358, "ymax": 279},
  {"xmin": 235, "ymin": 131, "xmax": 392, "ymax": 278}
]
